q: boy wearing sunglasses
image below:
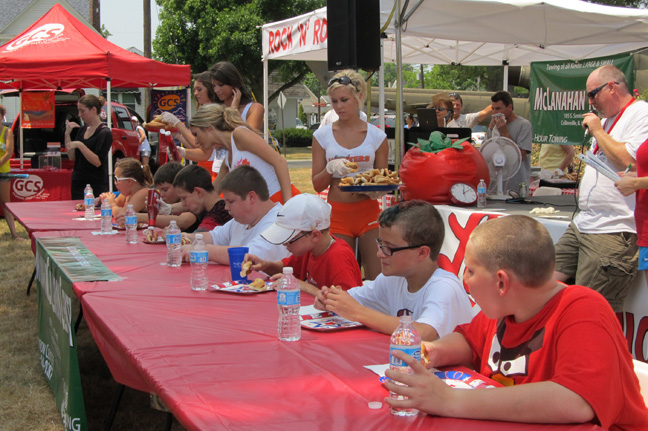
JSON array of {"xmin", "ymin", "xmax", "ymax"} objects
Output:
[
  {"xmin": 244, "ymin": 193, "xmax": 362, "ymax": 296},
  {"xmin": 314, "ymin": 200, "xmax": 473, "ymax": 341}
]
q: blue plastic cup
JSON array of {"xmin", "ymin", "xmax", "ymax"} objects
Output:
[{"xmin": 228, "ymin": 246, "xmax": 249, "ymax": 283}]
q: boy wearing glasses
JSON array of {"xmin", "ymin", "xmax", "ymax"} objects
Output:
[
  {"xmin": 314, "ymin": 200, "xmax": 473, "ymax": 341},
  {"xmin": 244, "ymin": 193, "xmax": 362, "ymax": 296}
]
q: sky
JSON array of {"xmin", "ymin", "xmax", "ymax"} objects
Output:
[{"xmin": 100, "ymin": 0, "xmax": 161, "ymax": 52}]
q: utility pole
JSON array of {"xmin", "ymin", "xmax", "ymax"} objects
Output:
[{"xmin": 144, "ymin": 0, "xmax": 152, "ymax": 118}]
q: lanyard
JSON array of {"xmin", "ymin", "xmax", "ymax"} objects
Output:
[{"xmin": 593, "ymin": 97, "xmax": 635, "ymax": 154}]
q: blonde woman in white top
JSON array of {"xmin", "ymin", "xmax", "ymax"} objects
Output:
[
  {"xmin": 189, "ymin": 104, "xmax": 294, "ymax": 204},
  {"xmin": 312, "ymin": 70, "xmax": 388, "ymax": 280}
]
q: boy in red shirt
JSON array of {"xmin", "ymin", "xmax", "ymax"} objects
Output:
[
  {"xmin": 385, "ymin": 215, "xmax": 648, "ymax": 431},
  {"xmin": 245, "ymin": 193, "xmax": 362, "ymax": 296}
]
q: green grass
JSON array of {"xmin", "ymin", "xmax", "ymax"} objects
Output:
[{"xmin": 279, "ymin": 146, "xmax": 312, "ymax": 160}]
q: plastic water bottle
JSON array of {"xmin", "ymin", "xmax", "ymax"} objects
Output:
[
  {"xmin": 125, "ymin": 204, "xmax": 138, "ymax": 244},
  {"xmin": 166, "ymin": 220, "xmax": 182, "ymax": 267},
  {"xmin": 84, "ymin": 184, "xmax": 95, "ymax": 220},
  {"xmin": 389, "ymin": 314, "xmax": 421, "ymax": 417},
  {"xmin": 276, "ymin": 267, "xmax": 301, "ymax": 341},
  {"xmin": 100, "ymin": 199, "xmax": 112, "ymax": 234},
  {"xmin": 190, "ymin": 234, "xmax": 209, "ymax": 291},
  {"xmin": 477, "ymin": 178, "xmax": 487, "ymax": 208}
]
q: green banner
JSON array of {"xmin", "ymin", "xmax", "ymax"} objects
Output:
[
  {"xmin": 530, "ymin": 53, "xmax": 634, "ymax": 146},
  {"xmin": 35, "ymin": 237, "xmax": 119, "ymax": 431}
]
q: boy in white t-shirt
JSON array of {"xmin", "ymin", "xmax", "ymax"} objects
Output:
[
  {"xmin": 314, "ymin": 200, "xmax": 473, "ymax": 341},
  {"xmin": 180, "ymin": 165, "xmax": 289, "ymax": 264}
]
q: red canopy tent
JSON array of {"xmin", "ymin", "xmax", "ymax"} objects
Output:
[
  {"xmin": 0, "ymin": 3, "xmax": 191, "ymax": 171},
  {"xmin": 0, "ymin": 3, "xmax": 190, "ymax": 89}
]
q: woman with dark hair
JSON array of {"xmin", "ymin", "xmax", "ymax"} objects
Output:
[
  {"xmin": 65, "ymin": 94, "xmax": 113, "ymax": 199},
  {"xmin": 209, "ymin": 61, "xmax": 264, "ymax": 131},
  {"xmin": 161, "ymin": 72, "xmax": 221, "ymax": 178}
]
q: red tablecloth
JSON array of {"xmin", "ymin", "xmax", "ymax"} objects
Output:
[
  {"xmin": 22, "ymin": 203, "xmax": 602, "ymax": 431},
  {"xmin": 80, "ymin": 290, "xmax": 600, "ymax": 431}
]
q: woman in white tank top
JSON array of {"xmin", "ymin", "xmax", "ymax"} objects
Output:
[
  {"xmin": 312, "ymin": 70, "xmax": 388, "ymax": 280},
  {"xmin": 189, "ymin": 104, "xmax": 293, "ymax": 204}
]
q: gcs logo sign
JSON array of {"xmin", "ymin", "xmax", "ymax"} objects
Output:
[
  {"xmin": 158, "ymin": 95, "xmax": 181, "ymax": 110},
  {"xmin": 13, "ymin": 175, "xmax": 44, "ymax": 198}
]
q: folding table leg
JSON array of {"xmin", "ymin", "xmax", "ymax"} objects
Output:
[
  {"xmin": 74, "ymin": 304, "xmax": 83, "ymax": 334},
  {"xmin": 103, "ymin": 384, "xmax": 125, "ymax": 431},
  {"xmin": 26, "ymin": 267, "xmax": 36, "ymax": 296}
]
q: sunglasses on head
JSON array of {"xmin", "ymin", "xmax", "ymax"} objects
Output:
[
  {"xmin": 449, "ymin": 92, "xmax": 462, "ymax": 101},
  {"xmin": 328, "ymin": 76, "xmax": 359, "ymax": 92}
]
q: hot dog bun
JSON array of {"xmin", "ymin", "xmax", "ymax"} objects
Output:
[{"xmin": 345, "ymin": 161, "xmax": 359, "ymax": 172}]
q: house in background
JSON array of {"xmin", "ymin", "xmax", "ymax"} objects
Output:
[
  {"xmin": 300, "ymin": 87, "xmax": 331, "ymax": 128},
  {"xmin": 267, "ymin": 72, "xmax": 311, "ymax": 131}
]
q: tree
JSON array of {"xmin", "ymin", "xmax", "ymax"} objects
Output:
[{"xmin": 153, "ymin": 0, "xmax": 324, "ymax": 102}]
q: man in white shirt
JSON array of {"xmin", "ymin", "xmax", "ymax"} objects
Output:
[
  {"xmin": 181, "ymin": 165, "xmax": 290, "ymax": 264},
  {"xmin": 449, "ymin": 92, "xmax": 492, "ymax": 129},
  {"xmin": 554, "ymin": 65, "xmax": 648, "ymax": 311}
]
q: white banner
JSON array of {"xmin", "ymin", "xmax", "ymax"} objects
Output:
[{"xmin": 262, "ymin": 7, "xmax": 327, "ymax": 61}]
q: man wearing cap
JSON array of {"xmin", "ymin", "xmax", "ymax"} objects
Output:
[
  {"xmin": 449, "ymin": 92, "xmax": 492, "ymax": 129},
  {"xmin": 246, "ymin": 194, "xmax": 362, "ymax": 296}
]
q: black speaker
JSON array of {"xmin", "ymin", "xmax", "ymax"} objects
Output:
[{"xmin": 327, "ymin": 0, "xmax": 381, "ymax": 71}]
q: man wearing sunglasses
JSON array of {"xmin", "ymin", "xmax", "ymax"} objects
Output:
[{"xmin": 553, "ymin": 65, "xmax": 648, "ymax": 312}]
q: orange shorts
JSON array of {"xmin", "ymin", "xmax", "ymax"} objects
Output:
[
  {"xmin": 270, "ymin": 184, "xmax": 301, "ymax": 204},
  {"xmin": 330, "ymin": 199, "xmax": 380, "ymax": 238},
  {"xmin": 198, "ymin": 160, "xmax": 218, "ymax": 182}
]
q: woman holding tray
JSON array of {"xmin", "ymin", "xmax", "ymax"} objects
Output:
[{"xmin": 311, "ymin": 70, "xmax": 388, "ymax": 280}]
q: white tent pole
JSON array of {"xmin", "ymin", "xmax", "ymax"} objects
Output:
[
  {"xmin": 379, "ymin": 38, "xmax": 385, "ymax": 127},
  {"xmin": 19, "ymin": 90, "xmax": 23, "ymax": 169},
  {"xmin": 503, "ymin": 62, "xmax": 509, "ymax": 90},
  {"xmin": 395, "ymin": 0, "xmax": 403, "ymax": 169},
  {"xmin": 263, "ymin": 58, "xmax": 269, "ymax": 141},
  {"xmin": 107, "ymin": 79, "xmax": 113, "ymax": 192}
]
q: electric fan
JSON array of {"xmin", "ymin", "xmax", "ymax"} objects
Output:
[{"xmin": 479, "ymin": 136, "xmax": 522, "ymax": 200}]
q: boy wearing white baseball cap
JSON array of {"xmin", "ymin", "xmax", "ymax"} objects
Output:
[{"xmin": 245, "ymin": 193, "xmax": 362, "ymax": 296}]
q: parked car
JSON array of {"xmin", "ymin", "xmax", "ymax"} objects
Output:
[
  {"xmin": 309, "ymin": 122, "xmax": 320, "ymax": 131},
  {"xmin": 471, "ymin": 124, "xmax": 487, "ymax": 147},
  {"xmin": 295, "ymin": 118, "xmax": 307, "ymax": 129},
  {"xmin": 369, "ymin": 114, "xmax": 397, "ymax": 129},
  {"xmin": 10, "ymin": 91, "xmax": 144, "ymax": 168}
]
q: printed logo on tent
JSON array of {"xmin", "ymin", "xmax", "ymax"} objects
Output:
[
  {"xmin": 6, "ymin": 24, "xmax": 65, "ymax": 52},
  {"xmin": 13, "ymin": 175, "xmax": 44, "ymax": 198}
]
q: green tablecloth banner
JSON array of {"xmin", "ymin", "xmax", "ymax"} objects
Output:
[{"xmin": 36, "ymin": 236, "xmax": 120, "ymax": 431}]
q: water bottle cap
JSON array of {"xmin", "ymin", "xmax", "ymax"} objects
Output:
[
  {"xmin": 170, "ymin": 220, "xmax": 177, "ymax": 225},
  {"xmin": 127, "ymin": 204, "xmax": 133, "ymax": 208},
  {"xmin": 195, "ymin": 234, "xmax": 203, "ymax": 240},
  {"xmin": 283, "ymin": 267, "xmax": 294, "ymax": 274}
]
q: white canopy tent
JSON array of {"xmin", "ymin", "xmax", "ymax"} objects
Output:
[{"xmin": 261, "ymin": 0, "xmax": 648, "ymax": 153}]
